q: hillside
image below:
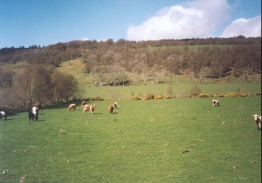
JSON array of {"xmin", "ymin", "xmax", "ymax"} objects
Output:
[
  {"xmin": 1, "ymin": 37, "xmax": 261, "ymax": 78},
  {"xmin": 0, "ymin": 37, "xmax": 261, "ymax": 110}
]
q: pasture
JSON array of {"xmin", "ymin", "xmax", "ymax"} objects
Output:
[
  {"xmin": 0, "ymin": 97, "xmax": 261, "ymax": 182},
  {"xmin": 80, "ymin": 82, "xmax": 261, "ymax": 100}
]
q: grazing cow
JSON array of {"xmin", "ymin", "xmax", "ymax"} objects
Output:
[
  {"xmin": 67, "ymin": 104, "xmax": 76, "ymax": 111},
  {"xmin": 108, "ymin": 104, "xmax": 114, "ymax": 113},
  {"xmin": 212, "ymin": 99, "xmax": 219, "ymax": 106},
  {"xmin": 83, "ymin": 104, "xmax": 96, "ymax": 114},
  {"xmin": 113, "ymin": 102, "xmax": 118, "ymax": 109},
  {"xmin": 82, "ymin": 101, "xmax": 87, "ymax": 107},
  {"xmin": 0, "ymin": 111, "xmax": 7, "ymax": 120},
  {"xmin": 82, "ymin": 101, "xmax": 89, "ymax": 109},
  {"xmin": 252, "ymin": 114, "xmax": 261, "ymax": 130},
  {"xmin": 28, "ymin": 111, "xmax": 36, "ymax": 122},
  {"xmin": 29, "ymin": 109, "xmax": 39, "ymax": 121},
  {"xmin": 31, "ymin": 106, "xmax": 39, "ymax": 121}
]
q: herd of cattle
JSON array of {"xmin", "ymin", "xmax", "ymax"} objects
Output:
[
  {"xmin": 0, "ymin": 99, "xmax": 261, "ymax": 130},
  {"xmin": 66, "ymin": 101, "xmax": 118, "ymax": 114}
]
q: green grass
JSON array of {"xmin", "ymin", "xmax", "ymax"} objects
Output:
[{"xmin": 0, "ymin": 97, "xmax": 261, "ymax": 182}]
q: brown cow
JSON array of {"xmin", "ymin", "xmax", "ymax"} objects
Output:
[
  {"xmin": 67, "ymin": 104, "xmax": 76, "ymax": 111},
  {"xmin": 108, "ymin": 104, "xmax": 114, "ymax": 113},
  {"xmin": 83, "ymin": 104, "xmax": 96, "ymax": 114}
]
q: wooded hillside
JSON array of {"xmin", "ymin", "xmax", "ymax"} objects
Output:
[
  {"xmin": 1, "ymin": 36, "xmax": 261, "ymax": 77},
  {"xmin": 0, "ymin": 36, "xmax": 261, "ymax": 110}
]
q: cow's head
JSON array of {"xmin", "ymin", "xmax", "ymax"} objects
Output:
[{"xmin": 253, "ymin": 114, "xmax": 260, "ymax": 121}]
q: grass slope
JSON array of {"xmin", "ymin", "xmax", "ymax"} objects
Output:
[{"xmin": 0, "ymin": 97, "xmax": 261, "ymax": 182}]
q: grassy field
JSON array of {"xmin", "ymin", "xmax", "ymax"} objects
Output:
[
  {"xmin": 1, "ymin": 59, "xmax": 261, "ymax": 182},
  {"xmin": 0, "ymin": 97, "xmax": 261, "ymax": 182},
  {"xmin": 78, "ymin": 82, "xmax": 261, "ymax": 101}
]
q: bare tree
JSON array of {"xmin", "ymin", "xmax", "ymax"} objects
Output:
[
  {"xmin": 162, "ymin": 70, "xmax": 173, "ymax": 84},
  {"xmin": 0, "ymin": 69, "xmax": 15, "ymax": 88},
  {"xmin": 51, "ymin": 70, "xmax": 78, "ymax": 103},
  {"xmin": 240, "ymin": 71, "xmax": 249, "ymax": 83},
  {"xmin": 139, "ymin": 53, "xmax": 149, "ymax": 85},
  {"xmin": 130, "ymin": 59, "xmax": 140, "ymax": 85},
  {"xmin": 32, "ymin": 66, "xmax": 52, "ymax": 106},
  {"xmin": 92, "ymin": 65, "xmax": 107, "ymax": 86},
  {"xmin": 16, "ymin": 67, "xmax": 35, "ymax": 107},
  {"xmin": 107, "ymin": 65, "xmax": 127, "ymax": 86},
  {"xmin": 198, "ymin": 66, "xmax": 213, "ymax": 83},
  {"xmin": 187, "ymin": 71, "xmax": 195, "ymax": 84},
  {"xmin": 151, "ymin": 64, "xmax": 162, "ymax": 84}
]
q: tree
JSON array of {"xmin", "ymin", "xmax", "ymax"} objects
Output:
[
  {"xmin": 92, "ymin": 65, "xmax": 107, "ymax": 86},
  {"xmin": 83, "ymin": 54, "xmax": 98, "ymax": 73},
  {"xmin": 130, "ymin": 58, "xmax": 140, "ymax": 85},
  {"xmin": 107, "ymin": 65, "xmax": 127, "ymax": 86},
  {"xmin": 187, "ymin": 71, "xmax": 195, "ymax": 84},
  {"xmin": 239, "ymin": 71, "xmax": 249, "ymax": 83},
  {"xmin": 16, "ymin": 67, "xmax": 35, "ymax": 107},
  {"xmin": 62, "ymin": 75, "xmax": 78, "ymax": 102},
  {"xmin": 162, "ymin": 70, "xmax": 173, "ymax": 84},
  {"xmin": 0, "ymin": 69, "xmax": 15, "ymax": 88},
  {"xmin": 151, "ymin": 64, "xmax": 162, "ymax": 84},
  {"xmin": 51, "ymin": 70, "xmax": 78, "ymax": 103},
  {"xmin": 32, "ymin": 66, "xmax": 52, "ymax": 105},
  {"xmin": 198, "ymin": 67, "xmax": 213, "ymax": 83}
]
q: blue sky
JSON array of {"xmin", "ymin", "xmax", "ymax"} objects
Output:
[{"xmin": 0, "ymin": 0, "xmax": 261, "ymax": 48}]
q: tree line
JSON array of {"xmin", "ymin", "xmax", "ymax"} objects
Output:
[
  {"xmin": 0, "ymin": 65, "xmax": 80, "ymax": 110},
  {"xmin": 1, "ymin": 36, "xmax": 260, "ymax": 77}
]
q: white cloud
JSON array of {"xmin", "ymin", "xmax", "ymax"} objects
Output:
[
  {"xmin": 221, "ymin": 16, "xmax": 261, "ymax": 37},
  {"xmin": 126, "ymin": 0, "xmax": 230, "ymax": 40}
]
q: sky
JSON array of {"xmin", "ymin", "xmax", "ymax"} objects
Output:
[{"xmin": 0, "ymin": 0, "xmax": 261, "ymax": 48}]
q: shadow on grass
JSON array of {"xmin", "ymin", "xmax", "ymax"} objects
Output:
[
  {"xmin": 110, "ymin": 112, "xmax": 118, "ymax": 114},
  {"xmin": 1, "ymin": 118, "xmax": 15, "ymax": 121}
]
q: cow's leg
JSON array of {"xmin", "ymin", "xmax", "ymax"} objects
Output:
[{"xmin": 257, "ymin": 122, "xmax": 261, "ymax": 130}]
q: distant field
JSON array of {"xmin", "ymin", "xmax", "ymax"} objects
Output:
[
  {"xmin": 55, "ymin": 59, "xmax": 261, "ymax": 100},
  {"xmin": 78, "ymin": 82, "xmax": 261, "ymax": 101},
  {"xmin": 0, "ymin": 97, "xmax": 261, "ymax": 182},
  {"xmin": 148, "ymin": 44, "xmax": 234, "ymax": 52}
]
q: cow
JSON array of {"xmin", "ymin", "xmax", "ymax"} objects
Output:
[
  {"xmin": 252, "ymin": 114, "xmax": 261, "ymax": 130},
  {"xmin": 67, "ymin": 104, "xmax": 76, "ymax": 111},
  {"xmin": 83, "ymin": 104, "xmax": 96, "ymax": 114},
  {"xmin": 212, "ymin": 99, "xmax": 219, "ymax": 106},
  {"xmin": 0, "ymin": 111, "xmax": 7, "ymax": 120},
  {"xmin": 108, "ymin": 104, "xmax": 114, "ymax": 113}
]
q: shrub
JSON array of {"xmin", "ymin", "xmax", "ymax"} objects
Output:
[
  {"xmin": 225, "ymin": 93, "xmax": 236, "ymax": 97},
  {"xmin": 253, "ymin": 92, "xmax": 261, "ymax": 96},
  {"xmin": 154, "ymin": 95, "xmax": 163, "ymax": 99},
  {"xmin": 225, "ymin": 92, "xmax": 247, "ymax": 97},
  {"xmin": 144, "ymin": 94, "xmax": 154, "ymax": 100},
  {"xmin": 238, "ymin": 93, "xmax": 247, "ymax": 97},
  {"xmin": 132, "ymin": 96, "xmax": 141, "ymax": 100},
  {"xmin": 89, "ymin": 97, "xmax": 104, "ymax": 101},
  {"xmin": 198, "ymin": 93, "xmax": 209, "ymax": 98}
]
